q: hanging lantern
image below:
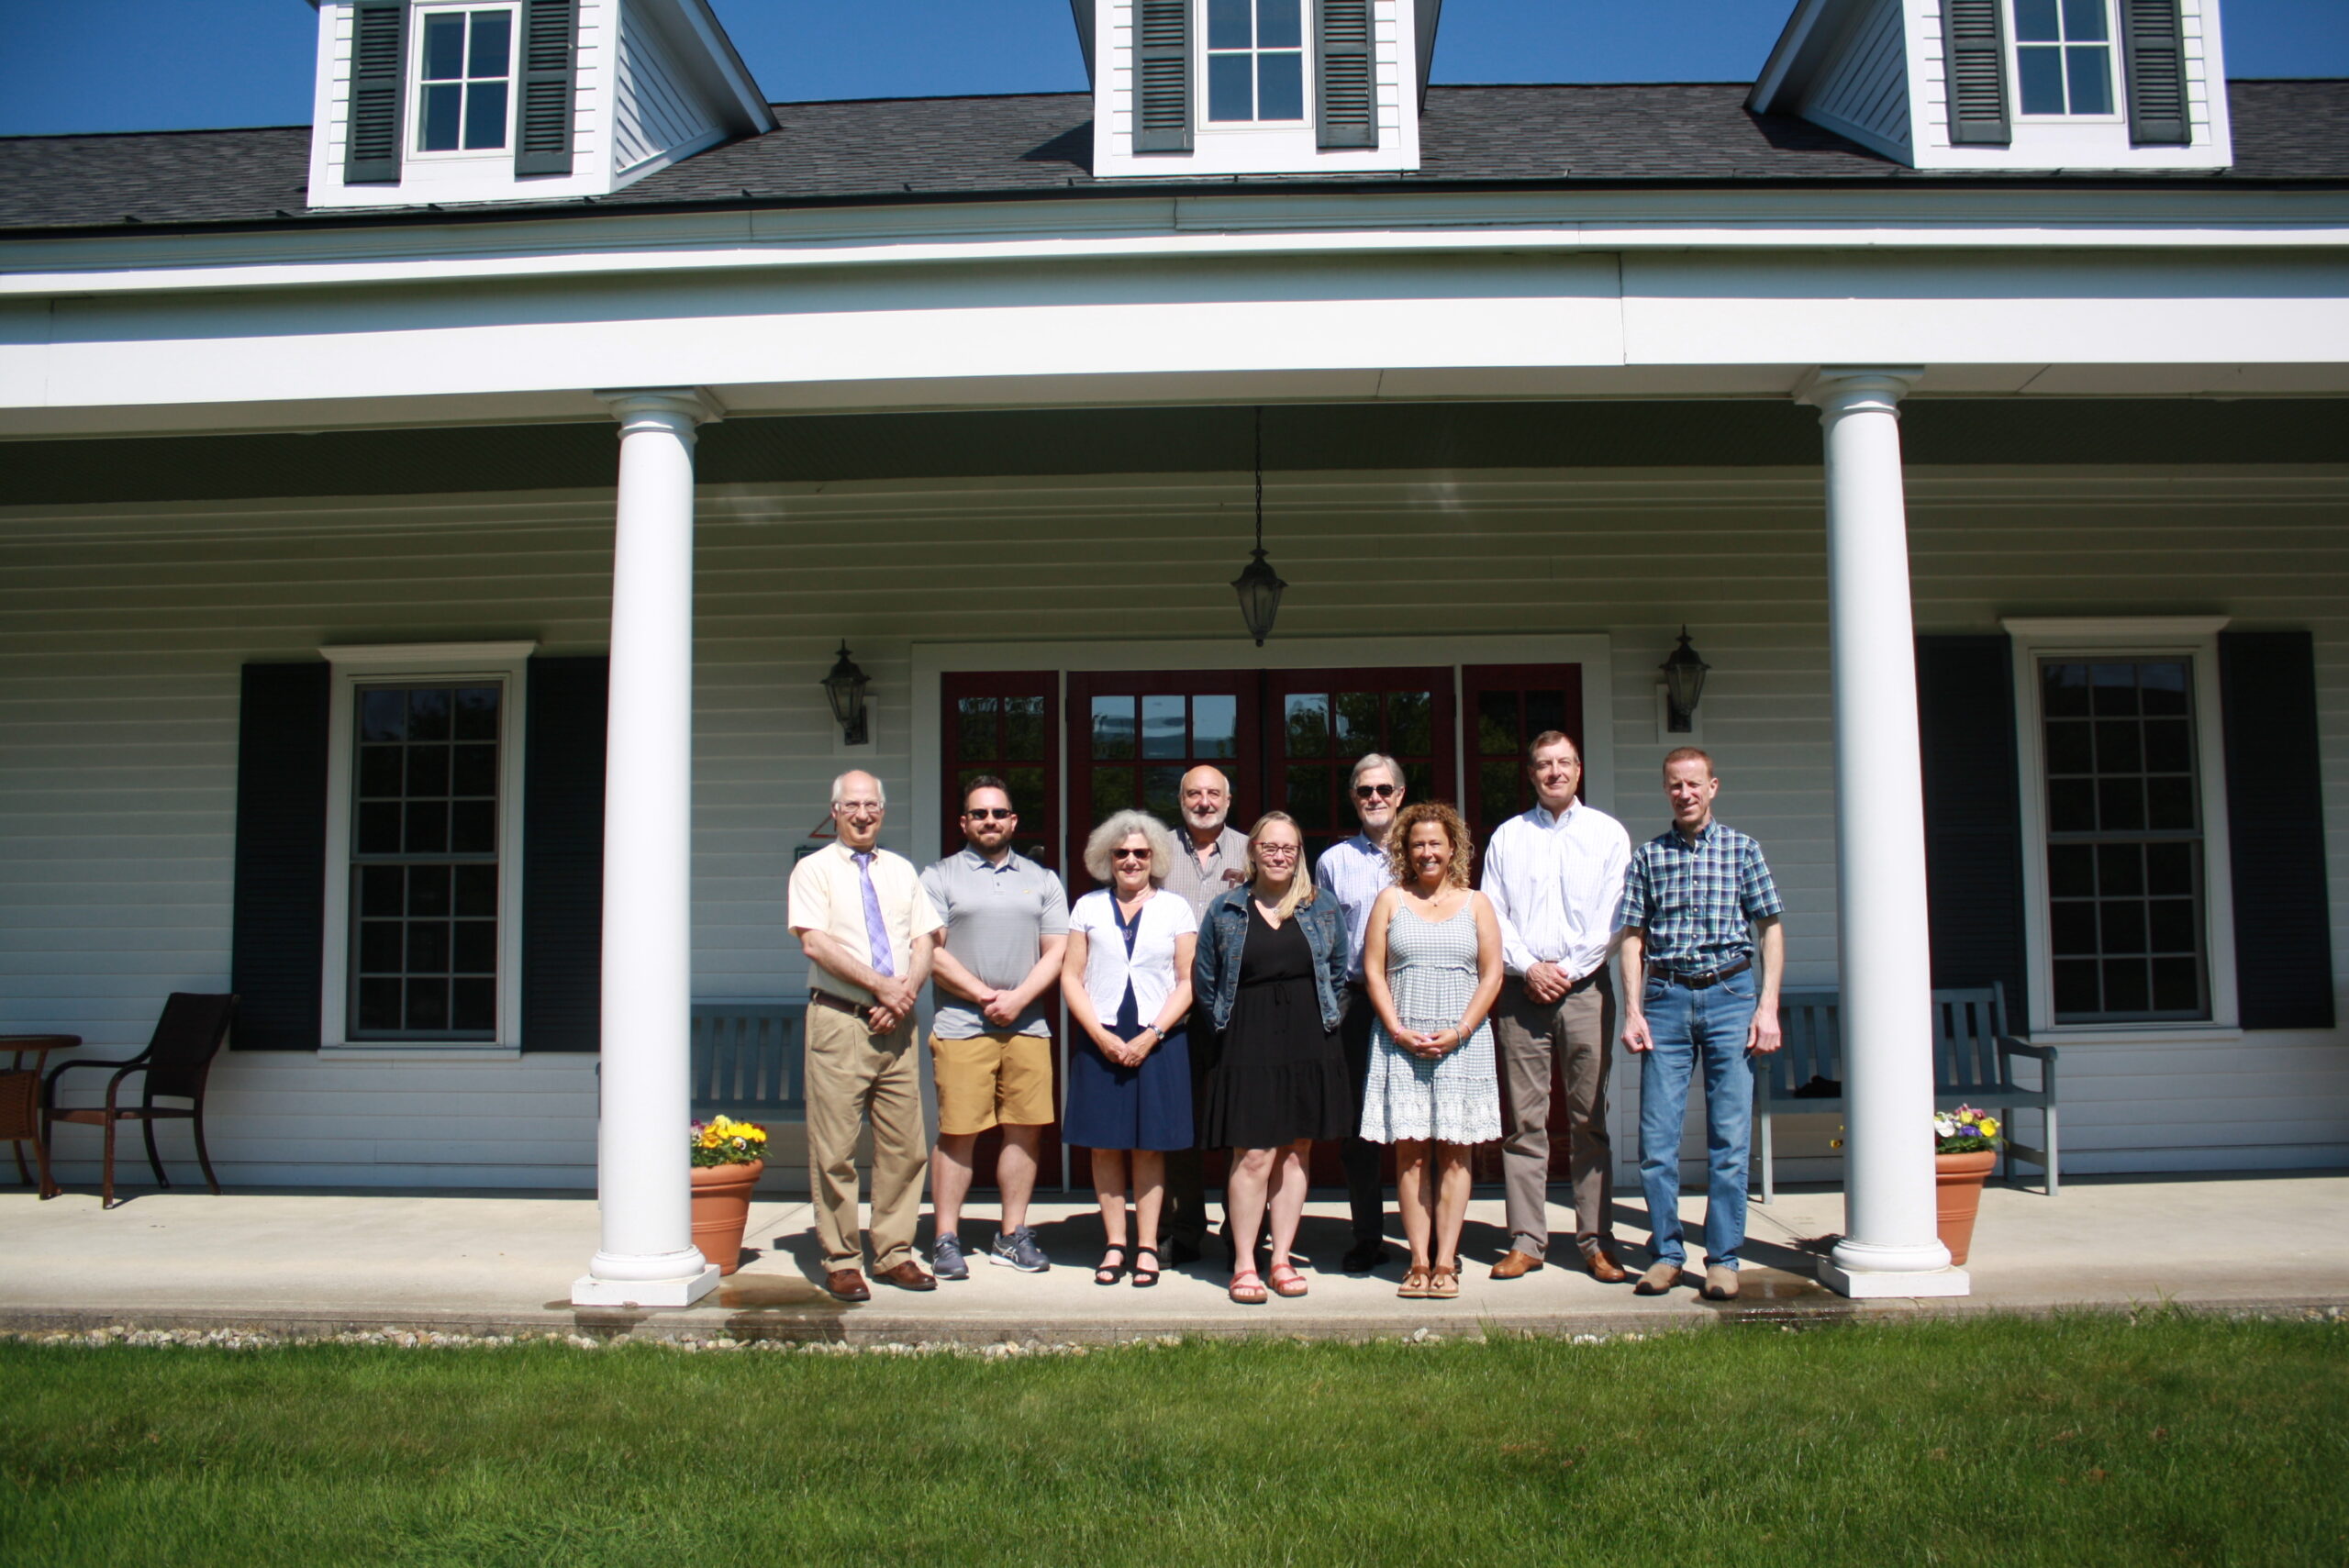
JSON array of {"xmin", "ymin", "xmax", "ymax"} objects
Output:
[{"xmin": 1231, "ymin": 407, "xmax": 1286, "ymax": 646}]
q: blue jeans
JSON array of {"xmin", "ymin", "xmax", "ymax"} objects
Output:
[{"xmin": 1637, "ymin": 969, "xmax": 1758, "ymax": 1270}]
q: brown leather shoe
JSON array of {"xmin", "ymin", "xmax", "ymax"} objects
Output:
[
  {"xmin": 1580, "ymin": 1240, "xmax": 1630, "ymax": 1284},
  {"xmin": 1489, "ymin": 1249, "xmax": 1544, "ymax": 1280},
  {"xmin": 876, "ymin": 1259, "xmax": 938, "ymax": 1292},
  {"xmin": 825, "ymin": 1268, "xmax": 871, "ymax": 1302}
]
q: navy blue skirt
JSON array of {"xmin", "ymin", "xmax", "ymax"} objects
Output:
[{"xmin": 1063, "ymin": 989, "xmax": 1194, "ymax": 1153}]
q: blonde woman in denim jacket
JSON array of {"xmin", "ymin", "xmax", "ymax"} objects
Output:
[{"xmin": 1191, "ymin": 812, "xmax": 1352, "ymax": 1304}]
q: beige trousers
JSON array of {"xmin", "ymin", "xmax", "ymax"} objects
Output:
[
  {"xmin": 804, "ymin": 1005, "xmax": 928, "ymax": 1272},
  {"xmin": 1492, "ymin": 973, "xmax": 1617, "ymax": 1256}
]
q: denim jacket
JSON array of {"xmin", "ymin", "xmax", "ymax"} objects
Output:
[{"xmin": 1192, "ymin": 884, "xmax": 1349, "ymax": 1035}]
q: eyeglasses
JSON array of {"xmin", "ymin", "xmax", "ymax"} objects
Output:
[
  {"xmin": 1111, "ymin": 848, "xmax": 1152, "ymax": 862},
  {"xmin": 1353, "ymin": 783, "xmax": 1397, "ymax": 800},
  {"xmin": 963, "ymin": 807, "xmax": 1014, "ymax": 820},
  {"xmin": 833, "ymin": 800, "xmax": 883, "ymax": 814},
  {"xmin": 1254, "ymin": 844, "xmax": 1301, "ymax": 860}
]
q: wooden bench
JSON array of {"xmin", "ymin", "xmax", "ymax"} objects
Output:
[
  {"xmin": 1757, "ymin": 984, "xmax": 2057, "ymax": 1202},
  {"xmin": 688, "ymin": 1001, "xmax": 807, "ymax": 1121}
]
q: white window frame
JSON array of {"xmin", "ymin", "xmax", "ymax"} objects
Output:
[
  {"xmin": 407, "ymin": 2, "xmax": 521, "ymax": 161},
  {"xmin": 1198, "ymin": 0, "xmax": 1315, "ymax": 133},
  {"xmin": 2005, "ymin": 617, "xmax": 2238, "ymax": 1037},
  {"xmin": 319, "ymin": 641, "xmax": 536, "ymax": 1051},
  {"xmin": 2008, "ymin": 0, "xmax": 2127, "ymax": 123}
]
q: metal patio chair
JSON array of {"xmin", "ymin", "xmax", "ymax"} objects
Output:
[{"xmin": 43, "ymin": 993, "xmax": 237, "ymax": 1208}]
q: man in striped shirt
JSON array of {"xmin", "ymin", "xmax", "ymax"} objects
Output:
[{"xmin": 1616, "ymin": 747, "xmax": 1784, "ymax": 1302}]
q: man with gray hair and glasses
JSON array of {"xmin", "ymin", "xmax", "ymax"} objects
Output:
[
  {"xmin": 1311, "ymin": 751, "xmax": 1407, "ymax": 1273},
  {"xmin": 787, "ymin": 769, "xmax": 942, "ymax": 1302}
]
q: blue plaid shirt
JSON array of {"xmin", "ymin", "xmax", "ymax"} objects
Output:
[{"xmin": 1614, "ymin": 819, "xmax": 1782, "ymax": 970}]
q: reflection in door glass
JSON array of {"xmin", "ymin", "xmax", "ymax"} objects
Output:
[
  {"xmin": 1193, "ymin": 694, "xmax": 1238, "ymax": 759},
  {"xmin": 1141, "ymin": 695, "xmax": 1187, "ymax": 759},
  {"xmin": 1286, "ymin": 764, "xmax": 1331, "ymax": 832},
  {"xmin": 1091, "ymin": 766, "xmax": 1134, "ymax": 828},
  {"xmin": 1334, "ymin": 691, "xmax": 1379, "ymax": 750},
  {"xmin": 1001, "ymin": 695, "xmax": 1045, "ymax": 761},
  {"xmin": 956, "ymin": 696, "xmax": 998, "ymax": 760},
  {"xmin": 1389, "ymin": 691, "xmax": 1432, "ymax": 756},
  {"xmin": 1526, "ymin": 689, "xmax": 1567, "ymax": 740},
  {"xmin": 1143, "ymin": 765, "xmax": 1185, "ymax": 827},
  {"xmin": 1286, "ymin": 694, "xmax": 1330, "ymax": 757},
  {"xmin": 1477, "ymin": 689, "xmax": 1518, "ymax": 755},
  {"xmin": 1092, "ymin": 695, "xmax": 1136, "ymax": 760}
]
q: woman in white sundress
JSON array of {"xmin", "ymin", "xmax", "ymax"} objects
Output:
[{"xmin": 1359, "ymin": 800, "xmax": 1505, "ymax": 1301}]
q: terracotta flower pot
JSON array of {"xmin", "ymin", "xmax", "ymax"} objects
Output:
[
  {"xmin": 690, "ymin": 1159, "xmax": 764, "ymax": 1276},
  {"xmin": 1934, "ymin": 1149, "xmax": 1997, "ymax": 1266}
]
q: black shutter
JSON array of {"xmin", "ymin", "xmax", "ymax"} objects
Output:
[
  {"xmin": 1316, "ymin": 0, "xmax": 1377, "ymax": 150},
  {"xmin": 1942, "ymin": 0, "xmax": 2011, "ymax": 146},
  {"xmin": 521, "ymin": 655, "xmax": 607, "ymax": 1051},
  {"xmin": 1133, "ymin": 0, "xmax": 1193, "ymax": 154},
  {"xmin": 343, "ymin": 0, "xmax": 406, "ymax": 184},
  {"xmin": 2120, "ymin": 0, "xmax": 2191, "ymax": 146},
  {"xmin": 231, "ymin": 662, "xmax": 331, "ymax": 1051},
  {"xmin": 2218, "ymin": 631, "xmax": 2334, "ymax": 1029},
  {"xmin": 1917, "ymin": 636, "xmax": 2030, "ymax": 1015},
  {"xmin": 516, "ymin": 0, "xmax": 579, "ymax": 176}
]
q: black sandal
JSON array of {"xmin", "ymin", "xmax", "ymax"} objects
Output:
[
  {"xmin": 1095, "ymin": 1245, "xmax": 1128, "ymax": 1285},
  {"xmin": 1130, "ymin": 1246, "xmax": 1161, "ymax": 1288}
]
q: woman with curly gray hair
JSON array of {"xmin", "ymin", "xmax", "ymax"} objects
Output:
[{"xmin": 1059, "ymin": 809, "xmax": 1197, "ymax": 1287}]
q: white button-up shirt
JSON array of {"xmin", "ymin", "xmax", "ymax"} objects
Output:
[
  {"xmin": 1479, "ymin": 798, "xmax": 1632, "ymax": 981},
  {"xmin": 1314, "ymin": 832, "xmax": 1396, "ymax": 984}
]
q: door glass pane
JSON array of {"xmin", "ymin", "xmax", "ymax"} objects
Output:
[
  {"xmin": 1476, "ymin": 690, "xmax": 1518, "ymax": 755},
  {"xmin": 1524, "ymin": 689, "xmax": 1567, "ymax": 741},
  {"xmin": 1480, "ymin": 760, "xmax": 1520, "ymax": 821},
  {"xmin": 1002, "ymin": 695, "xmax": 1045, "ymax": 760},
  {"xmin": 1091, "ymin": 766, "xmax": 1133, "ymax": 828},
  {"xmin": 1142, "ymin": 765, "xmax": 1185, "ymax": 829},
  {"xmin": 1091, "ymin": 695, "xmax": 1136, "ymax": 760},
  {"xmin": 1388, "ymin": 691, "xmax": 1433, "ymax": 756},
  {"xmin": 1334, "ymin": 691, "xmax": 1379, "ymax": 751},
  {"xmin": 1142, "ymin": 695, "xmax": 1187, "ymax": 759},
  {"xmin": 1286, "ymin": 764, "xmax": 1331, "ymax": 833},
  {"xmin": 1192, "ymin": 694, "xmax": 1237, "ymax": 759},
  {"xmin": 956, "ymin": 696, "xmax": 998, "ymax": 760},
  {"xmin": 1285, "ymin": 694, "xmax": 1329, "ymax": 758}
]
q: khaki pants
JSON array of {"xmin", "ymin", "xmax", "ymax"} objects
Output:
[
  {"xmin": 804, "ymin": 1005, "xmax": 928, "ymax": 1272},
  {"xmin": 1492, "ymin": 973, "xmax": 1617, "ymax": 1256}
]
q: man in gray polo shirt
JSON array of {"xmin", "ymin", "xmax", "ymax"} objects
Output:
[{"xmin": 919, "ymin": 775, "xmax": 1070, "ymax": 1279}]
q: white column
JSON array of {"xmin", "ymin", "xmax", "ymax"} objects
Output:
[
  {"xmin": 1798, "ymin": 368, "xmax": 1969, "ymax": 1299},
  {"xmin": 573, "ymin": 387, "xmax": 723, "ymax": 1308}
]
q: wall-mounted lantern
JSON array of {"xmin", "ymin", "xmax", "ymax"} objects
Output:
[
  {"xmin": 1661, "ymin": 627, "xmax": 1710, "ymax": 734},
  {"xmin": 821, "ymin": 639, "xmax": 871, "ymax": 746}
]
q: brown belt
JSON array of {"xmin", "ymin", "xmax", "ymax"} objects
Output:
[{"xmin": 808, "ymin": 989, "xmax": 870, "ymax": 1018}]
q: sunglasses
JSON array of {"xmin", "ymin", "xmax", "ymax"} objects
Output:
[
  {"xmin": 1353, "ymin": 783, "xmax": 1397, "ymax": 800},
  {"xmin": 1111, "ymin": 848, "xmax": 1152, "ymax": 862},
  {"xmin": 963, "ymin": 807, "xmax": 1015, "ymax": 820}
]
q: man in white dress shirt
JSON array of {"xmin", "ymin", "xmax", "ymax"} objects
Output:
[
  {"xmin": 1479, "ymin": 731, "xmax": 1634, "ymax": 1283},
  {"xmin": 1311, "ymin": 751, "xmax": 1406, "ymax": 1273}
]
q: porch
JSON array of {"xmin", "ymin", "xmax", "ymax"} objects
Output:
[{"xmin": 2, "ymin": 1172, "xmax": 2343, "ymax": 1342}]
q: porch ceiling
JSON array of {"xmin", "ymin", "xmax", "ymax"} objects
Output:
[{"xmin": 6, "ymin": 397, "xmax": 2349, "ymax": 508}]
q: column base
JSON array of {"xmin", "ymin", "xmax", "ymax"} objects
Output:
[
  {"xmin": 1816, "ymin": 1260, "xmax": 1971, "ymax": 1298},
  {"xmin": 571, "ymin": 1264, "xmax": 721, "ymax": 1308}
]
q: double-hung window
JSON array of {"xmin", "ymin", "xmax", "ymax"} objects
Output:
[
  {"xmin": 2012, "ymin": 0, "xmax": 2118, "ymax": 117},
  {"xmin": 414, "ymin": 5, "xmax": 517, "ymax": 154},
  {"xmin": 321, "ymin": 643, "xmax": 534, "ymax": 1049},
  {"xmin": 1207, "ymin": 0, "xmax": 1307, "ymax": 123},
  {"xmin": 2009, "ymin": 619, "xmax": 2237, "ymax": 1033}
]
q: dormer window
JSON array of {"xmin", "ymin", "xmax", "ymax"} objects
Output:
[
  {"xmin": 416, "ymin": 6, "xmax": 517, "ymax": 154},
  {"xmin": 2013, "ymin": 0, "xmax": 2118, "ymax": 118},
  {"xmin": 1207, "ymin": 0, "xmax": 1307, "ymax": 124}
]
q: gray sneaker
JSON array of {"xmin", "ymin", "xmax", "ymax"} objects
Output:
[
  {"xmin": 931, "ymin": 1233, "xmax": 970, "ymax": 1282},
  {"xmin": 989, "ymin": 1225, "xmax": 1050, "ymax": 1273}
]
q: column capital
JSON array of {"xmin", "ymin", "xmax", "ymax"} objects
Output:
[
  {"xmin": 596, "ymin": 386, "xmax": 726, "ymax": 432},
  {"xmin": 1795, "ymin": 367, "xmax": 1923, "ymax": 419}
]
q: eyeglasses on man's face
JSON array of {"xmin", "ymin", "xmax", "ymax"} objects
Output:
[
  {"xmin": 1353, "ymin": 782, "xmax": 1397, "ymax": 800},
  {"xmin": 963, "ymin": 806, "xmax": 1015, "ymax": 820},
  {"xmin": 834, "ymin": 799, "xmax": 884, "ymax": 815}
]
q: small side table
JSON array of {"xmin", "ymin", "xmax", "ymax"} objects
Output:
[{"xmin": 1, "ymin": 1035, "xmax": 78, "ymax": 1198}]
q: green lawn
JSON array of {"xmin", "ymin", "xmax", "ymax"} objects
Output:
[{"xmin": 2, "ymin": 1314, "xmax": 2342, "ymax": 1567}]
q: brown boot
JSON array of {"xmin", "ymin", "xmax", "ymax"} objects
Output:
[{"xmin": 1632, "ymin": 1260, "xmax": 1684, "ymax": 1296}]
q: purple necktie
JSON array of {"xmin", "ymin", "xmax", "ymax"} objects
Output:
[{"xmin": 853, "ymin": 851, "xmax": 896, "ymax": 978}]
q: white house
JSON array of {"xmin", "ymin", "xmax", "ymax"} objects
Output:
[{"xmin": 2, "ymin": 0, "xmax": 2343, "ymax": 1305}]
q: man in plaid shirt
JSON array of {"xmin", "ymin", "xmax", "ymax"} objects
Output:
[{"xmin": 1615, "ymin": 747, "xmax": 1784, "ymax": 1301}]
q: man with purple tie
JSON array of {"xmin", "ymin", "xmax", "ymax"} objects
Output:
[{"xmin": 788, "ymin": 769, "xmax": 943, "ymax": 1301}]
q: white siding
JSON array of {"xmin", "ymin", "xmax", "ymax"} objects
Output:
[
  {"xmin": 613, "ymin": 0, "xmax": 721, "ymax": 177},
  {"xmin": 4, "ymin": 463, "xmax": 2345, "ymax": 1189},
  {"xmin": 1802, "ymin": 0, "xmax": 1912, "ymax": 161}
]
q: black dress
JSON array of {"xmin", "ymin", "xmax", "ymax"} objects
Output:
[{"xmin": 1197, "ymin": 904, "xmax": 1352, "ymax": 1149}]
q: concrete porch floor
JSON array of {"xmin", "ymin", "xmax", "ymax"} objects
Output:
[{"xmin": 1, "ymin": 1173, "xmax": 2343, "ymax": 1342}]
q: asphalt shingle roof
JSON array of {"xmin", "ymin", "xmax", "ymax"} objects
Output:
[{"xmin": 3, "ymin": 79, "xmax": 2345, "ymax": 236}]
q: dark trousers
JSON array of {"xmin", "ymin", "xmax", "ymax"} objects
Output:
[
  {"xmin": 1338, "ymin": 984, "xmax": 1387, "ymax": 1246},
  {"xmin": 1162, "ymin": 1005, "xmax": 1216, "ymax": 1249}
]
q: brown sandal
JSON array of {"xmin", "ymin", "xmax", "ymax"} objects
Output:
[
  {"xmin": 1397, "ymin": 1266, "xmax": 1432, "ymax": 1299},
  {"xmin": 1428, "ymin": 1265, "xmax": 1461, "ymax": 1299}
]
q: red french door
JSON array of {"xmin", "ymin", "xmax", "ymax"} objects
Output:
[
  {"xmin": 1063, "ymin": 672, "xmax": 1264, "ymax": 894},
  {"xmin": 1460, "ymin": 664, "xmax": 1586, "ymax": 1182},
  {"xmin": 1264, "ymin": 668, "xmax": 1456, "ymax": 877}
]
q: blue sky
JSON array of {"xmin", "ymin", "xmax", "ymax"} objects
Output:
[{"xmin": 2, "ymin": 0, "xmax": 2343, "ymax": 137}]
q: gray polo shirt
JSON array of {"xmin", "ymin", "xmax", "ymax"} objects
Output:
[
  {"xmin": 919, "ymin": 846, "xmax": 1070, "ymax": 1039},
  {"xmin": 1164, "ymin": 825, "xmax": 1250, "ymax": 921}
]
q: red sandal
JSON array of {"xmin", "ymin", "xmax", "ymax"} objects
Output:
[
  {"xmin": 1228, "ymin": 1270, "xmax": 1268, "ymax": 1305},
  {"xmin": 1269, "ymin": 1262, "xmax": 1309, "ymax": 1298}
]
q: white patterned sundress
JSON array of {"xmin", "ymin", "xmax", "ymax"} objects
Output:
[{"xmin": 1359, "ymin": 899, "xmax": 1502, "ymax": 1145}]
